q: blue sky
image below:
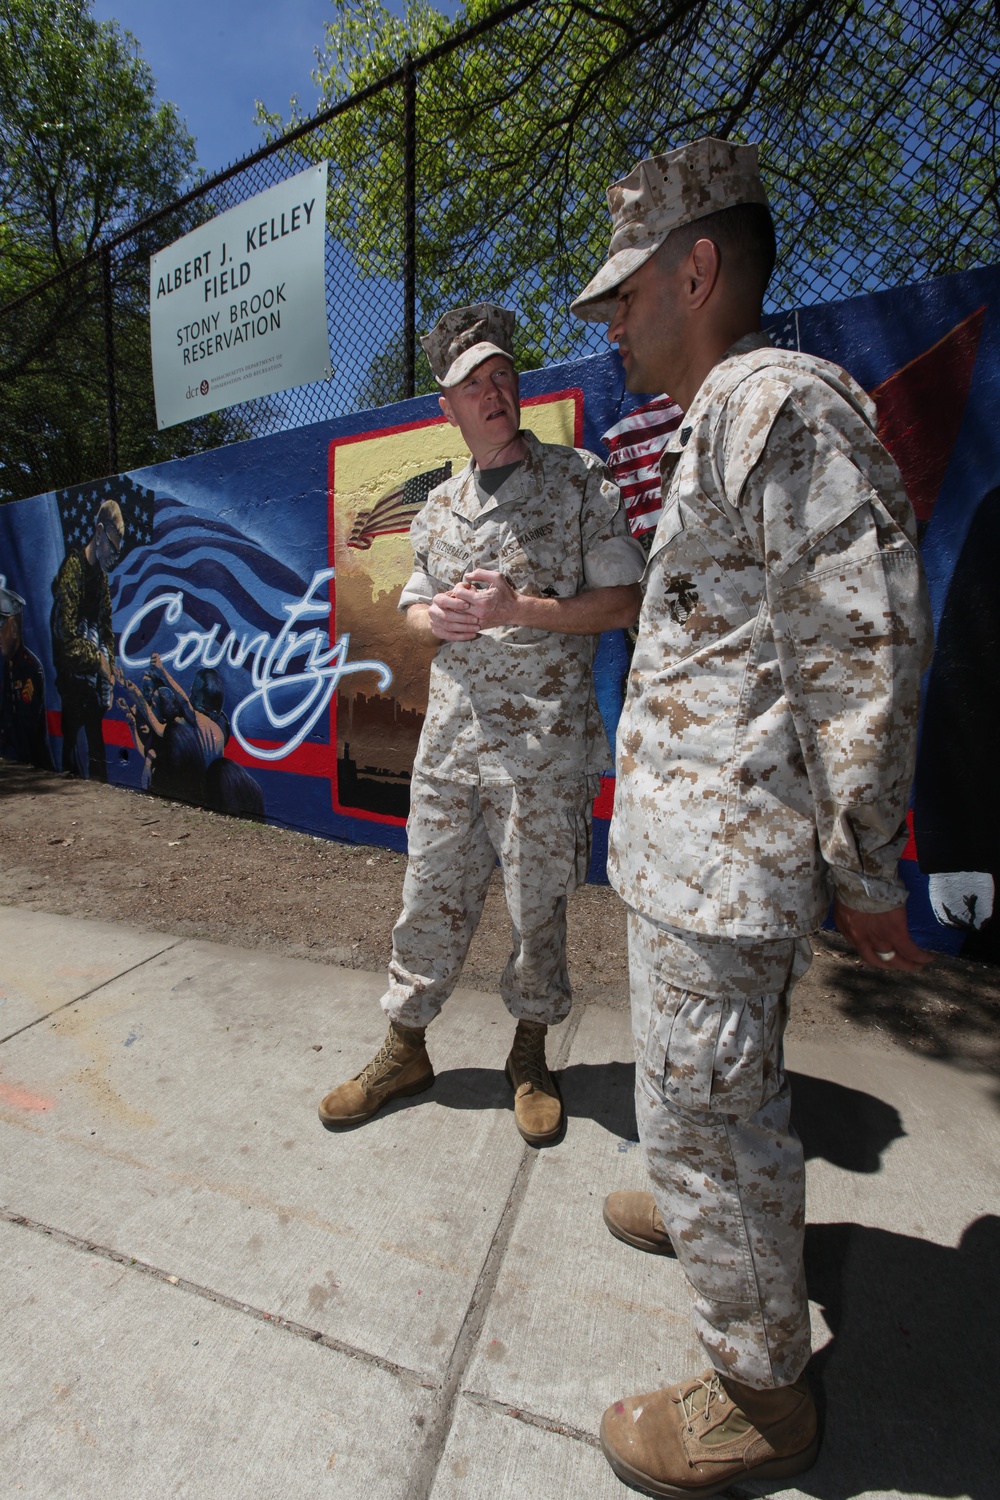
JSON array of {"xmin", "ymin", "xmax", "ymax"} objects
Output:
[{"xmin": 90, "ymin": 1, "xmax": 458, "ymax": 180}]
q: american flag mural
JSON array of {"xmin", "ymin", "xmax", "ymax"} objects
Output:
[
  {"xmin": 56, "ymin": 475, "xmax": 155, "ymax": 562},
  {"xmin": 348, "ymin": 461, "xmax": 453, "ymax": 550},
  {"xmin": 602, "ymin": 395, "xmax": 683, "ymax": 546},
  {"xmin": 110, "ymin": 495, "xmax": 309, "ymax": 651}
]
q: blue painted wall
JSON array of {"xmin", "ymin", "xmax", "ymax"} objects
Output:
[{"xmin": 2, "ymin": 263, "xmax": 999, "ymax": 958}]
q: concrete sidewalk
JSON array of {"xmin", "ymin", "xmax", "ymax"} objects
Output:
[{"xmin": 0, "ymin": 906, "xmax": 997, "ymax": 1500}]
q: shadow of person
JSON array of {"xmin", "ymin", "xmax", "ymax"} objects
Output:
[
  {"xmin": 425, "ymin": 1065, "xmax": 908, "ymax": 1171},
  {"xmin": 799, "ymin": 1216, "xmax": 1000, "ymax": 1498},
  {"xmin": 422, "ymin": 1065, "xmax": 511, "ymax": 1114},
  {"xmin": 789, "ymin": 1071, "xmax": 905, "ymax": 1172},
  {"xmin": 429, "ymin": 1059, "xmax": 640, "ymax": 1138},
  {"xmin": 558, "ymin": 1058, "xmax": 638, "ymax": 1139}
]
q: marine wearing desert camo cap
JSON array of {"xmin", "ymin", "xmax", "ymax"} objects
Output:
[
  {"xmin": 420, "ymin": 302, "xmax": 517, "ymax": 387},
  {"xmin": 572, "ymin": 137, "xmax": 933, "ymax": 1497},
  {"xmin": 318, "ymin": 300, "xmax": 644, "ymax": 1149},
  {"xmin": 571, "ymin": 137, "xmax": 768, "ymax": 322}
]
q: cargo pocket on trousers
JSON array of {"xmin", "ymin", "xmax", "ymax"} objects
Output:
[
  {"xmin": 646, "ymin": 989, "xmax": 720, "ymax": 1111},
  {"xmin": 706, "ymin": 994, "xmax": 777, "ymax": 1118},
  {"xmin": 565, "ymin": 799, "xmax": 593, "ymax": 892},
  {"xmin": 646, "ymin": 989, "xmax": 774, "ymax": 1118}
]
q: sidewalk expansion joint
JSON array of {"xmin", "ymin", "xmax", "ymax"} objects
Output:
[
  {"xmin": 0, "ymin": 1203, "xmax": 437, "ymax": 1393},
  {"xmin": 461, "ymin": 1387, "xmax": 601, "ymax": 1449},
  {"xmin": 0, "ymin": 937, "xmax": 183, "ymax": 1048},
  {"xmin": 404, "ymin": 1002, "xmax": 589, "ymax": 1499}
]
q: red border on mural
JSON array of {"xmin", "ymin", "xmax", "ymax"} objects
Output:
[
  {"xmin": 60, "ymin": 713, "xmax": 335, "ymax": 777},
  {"xmin": 325, "ymin": 389, "xmax": 585, "ymax": 826}
]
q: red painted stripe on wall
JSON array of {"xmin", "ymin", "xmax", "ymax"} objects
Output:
[{"xmin": 47, "ymin": 710, "xmax": 334, "ymax": 779}]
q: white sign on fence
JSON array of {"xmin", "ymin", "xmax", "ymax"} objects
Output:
[{"xmin": 149, "ymin": 162, "xmax": 331, "ymax": 430}]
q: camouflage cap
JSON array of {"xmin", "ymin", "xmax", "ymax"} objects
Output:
[
  {"xmin": 570, "ymin": 137, "xmax": 768, "ymax": 322},
  {"xmin": 420, "ymin": 303, "xmax": 517, "ymax": 387},
  {"xmin": 0, "ymin": 576, "xmax": 25, "ymax": 617}
]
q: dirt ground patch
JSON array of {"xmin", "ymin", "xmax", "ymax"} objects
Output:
[{"xmin": 2, "ymin": 760, "xmax": 998, "ymax": 1077}]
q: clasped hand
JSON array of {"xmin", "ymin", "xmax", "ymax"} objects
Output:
[{"xmin": 427, "ymin": 569, "xmax": 518, "ymax": 640}]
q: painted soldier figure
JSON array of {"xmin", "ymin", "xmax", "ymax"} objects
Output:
[
  {"xmin": 50, "ymin": 498, "xmax": 124, "ymax": 780},
  {"xmin": 571, "ymin": 139, "xmax": 933, "ymax": 1494},
  {"xmin": 0, "ymin": 579, "xmax": 54, "ymax": 770},
  {"xmin": 319, "ymin": 303, "xmax": 644, "ymax": 1144}
]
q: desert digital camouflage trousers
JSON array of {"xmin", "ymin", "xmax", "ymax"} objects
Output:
[
  {"xmin": 380, "ymin": 772, "xmax": 595, "ymax": 1030},
  {"xmin": 628, "ymin": 908, "xmax": 814, "ymax": 1388}
]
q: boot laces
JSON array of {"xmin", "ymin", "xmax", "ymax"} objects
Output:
[
  {"xmin": 356, "ymin": 1032, "xmax": 397, "ymax": 1090},
  {"xmin": 515, "ymin": 1025, "xmax": 550, "ymax": 1091},
  {"xmin": 678, "ymin": 1373, "xmax": 726, "ymax": 1433}
]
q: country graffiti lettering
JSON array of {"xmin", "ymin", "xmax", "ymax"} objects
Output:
[{"xmin": 117, "ymin": 568, "xmax": 392, "ymax": 761}]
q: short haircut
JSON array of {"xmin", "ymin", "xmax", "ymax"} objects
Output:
[
  {"xmin": 662, "ymin": 201, "xmax": 777, "ymax": 299},
  {"xmin": 96, "ymin": 498, "xmax": 125, "ymax": 540}
]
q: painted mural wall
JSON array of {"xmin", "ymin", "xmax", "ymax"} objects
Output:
[{"xmin": 1, "ymin": 264, "xmax": 998, "ymax": 960}]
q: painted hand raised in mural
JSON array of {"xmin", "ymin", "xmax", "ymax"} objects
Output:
[{"xmin": 927, "ymin": 872, "xmax": 995, "ymax": 930}]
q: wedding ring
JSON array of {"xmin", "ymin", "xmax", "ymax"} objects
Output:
[{"xmin": 875, "ymin": 949, "xmax": 896, "ymax": 961}]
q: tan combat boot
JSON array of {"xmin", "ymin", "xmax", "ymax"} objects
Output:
[
  {"xmin": 318, "ymin": 1021, "xmax": 433, "ymax": 1128},
  {"xmin": 600, "ymin": 1369, "xmax": 819, "ymax": 1498},
  {"xmin": 603, "ymin": 1191, "xmax": 675, "ymax": 1255},
  {"xmin": 504, "ymin": 1018, "xmax": 564, "ymax": 1145}
]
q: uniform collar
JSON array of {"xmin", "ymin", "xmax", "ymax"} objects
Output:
[
  {"xmin": 659, "ymin": 332, "xmax": 773, "ymax": 455},
  {"xmin": 451, "ymin": 429, "xmax": 542, "ymax": 521}
]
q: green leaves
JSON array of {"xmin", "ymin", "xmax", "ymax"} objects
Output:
[
  {"xmin": 0, "ymin": 0, "xmax": 198, "ymax": 283},
  {"xmin": 258, "ymin": 0, "xmax": 998, "ymax": 404},
  {"xmin": 0, "ymin": 0, "xmax": 221, "ymax": 500}
]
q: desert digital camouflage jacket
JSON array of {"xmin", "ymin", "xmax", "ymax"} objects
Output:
[
  {"xmin": 50, "ymin": 545, "xmax": 115, "ymax": 687},
  {"xmin": 400, "ymin": 430, "xmax": 644, "ymax": 785},
  {"xmin": 609, "ymin": 333, "xmax": 933, "ymax": 937}
]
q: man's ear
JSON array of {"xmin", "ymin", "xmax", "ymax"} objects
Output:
[
  {"xmin": 439, "ymin": 393, "xmax": 458, "ymax": 428},
  {"xmin": 687, "ymin": 237, "xmax": 722, "ymax": 310}
]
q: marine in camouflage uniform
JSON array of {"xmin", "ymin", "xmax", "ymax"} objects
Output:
[
  {"xmin": 319, "ymin": 304, "xmax": 644, "ymax": 1145},
  {"xmin": 571, "ymin": 138, "xmax": 933, "ymax": 1494}
]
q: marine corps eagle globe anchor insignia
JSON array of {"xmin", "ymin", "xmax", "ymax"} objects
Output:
[{"xmin": 664, "ymin": 574, "xmax": 699, "ymax": 623}]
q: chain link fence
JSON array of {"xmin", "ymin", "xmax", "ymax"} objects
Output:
[{"xmin": 1, "ymin": 0, "xmax": 996, "ymax": 503}]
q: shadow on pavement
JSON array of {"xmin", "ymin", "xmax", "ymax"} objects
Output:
[
  {"xmin": 342, "ymin": 1057, "xmax": 998, "ymax": 1493},
  {"xmin": 801, "ymin": 1215, "xmax": 1000, "ymax": 1498},
  {"xmin": 429, "ymin": 1064, "xmax": 907, "ymax": 1175},
  {"xmin": 789, "ymin": 1072, "xmax": 905, "ymax": 1173},
  {"xmin": 811, "ymin": 932, "xmax": 1000, "ymax": 1084},
  {"xmin": 428, "ymin": 1060, "xmax": 639, "ymax": 1137}
]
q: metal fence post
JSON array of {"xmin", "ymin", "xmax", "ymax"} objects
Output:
[
  {"xmin": 403, "ymin": 55, "xmax": 417, "ymax": 400},
  {"xmin": 100, "ymin": 247, "xmax": 120, "ymax": 476}
]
